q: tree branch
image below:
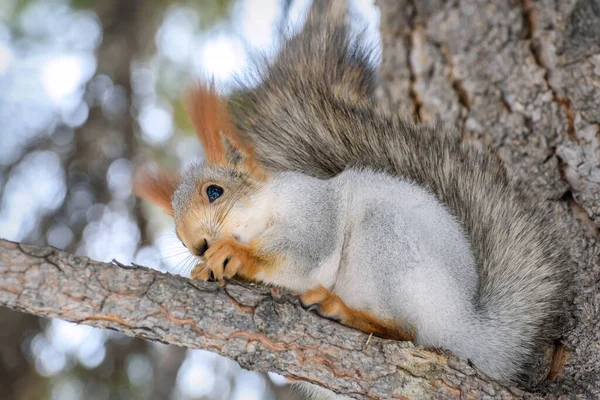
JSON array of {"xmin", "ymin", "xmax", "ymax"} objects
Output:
[{"xmin": 0, "ymin": 238, "xmax": 525, "ymax": 399}]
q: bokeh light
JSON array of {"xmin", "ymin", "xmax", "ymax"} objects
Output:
[{"xmin": 0, "ymin": 1, "xmax": 379, "ymax": 399}]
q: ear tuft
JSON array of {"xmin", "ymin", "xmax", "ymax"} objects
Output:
[
  {"xmin": 133, "ymin": 167, "xmax": 180, "ymax": 216},
  {"xmin": 184, "ymin": 80, "xmax": 229, "ymax": 165}
]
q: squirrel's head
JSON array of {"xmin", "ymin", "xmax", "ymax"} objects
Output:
[
  {"xmin": 134, "ymin": 81, "xmax": 269, "ymax": 258},
  {"xmin": 171, "ymin": 135, "xmax": 268, "ymax": 255}
]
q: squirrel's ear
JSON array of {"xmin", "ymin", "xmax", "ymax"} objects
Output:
[
  {"xmin": 220, "ymin": 133, "xmax": 268, "ymax": 179},
  {"xmin": 184, "ymin": 80, "xmax": 267, "ymax": 179},
  {"xmin": 184, "ymin": 81, "xmax": 227, "ymax": 165},
  {"xmin": 133, "ymin": 168, "xmax": 180, "ymax": 216},
  {"xmin": 221, "ymin": 133, "xmax": 246, "ymax": 167}
]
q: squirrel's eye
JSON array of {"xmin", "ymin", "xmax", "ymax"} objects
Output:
[{"xmin": 206, "ymin": 185, "xmax": 224, "ymax": 203}]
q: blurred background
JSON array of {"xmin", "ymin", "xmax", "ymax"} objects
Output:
[{"xmin": 0, "ymin": 0, "xmax": 379, "ymax": 398}]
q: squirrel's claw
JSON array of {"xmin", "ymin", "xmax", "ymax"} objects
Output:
[
  {"xmin": 190, "ymin": 263, "xmax": 211, "ymax": 281},
  {"xmin": 300, "ymin": 286, "xmax": 344, "ymax": 323},
  {"xmin": 189, "ymin": 237, "xmax": 246, "ymax": 282}
]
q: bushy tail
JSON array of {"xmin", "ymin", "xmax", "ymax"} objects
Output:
[{"xmin": 229, "ymin": 0, "xmax": 571, "ymax": 385}]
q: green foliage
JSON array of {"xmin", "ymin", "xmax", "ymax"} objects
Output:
[
  {"xmin": 182, "ymin": 0, "xmax": 235, "ymax": 29},
  {"xmin": 172, "ymin": 97, "xmax": 195, "ymax": 133},
  {"xmin": 70, "ymin": 0, "xmax": 95, "ymax": 10}
]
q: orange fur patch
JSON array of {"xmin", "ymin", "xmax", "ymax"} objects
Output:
[
  {"xmin": 133, "ymin": 168, "xmax": 180, "ymax": 216},
  {"xmin": 301, "ymin": 286, "xmax": 416, "ymax": 341},
  {"xmin": 184, "ymin": 80, "xmax": 228, "ymax": 164}
]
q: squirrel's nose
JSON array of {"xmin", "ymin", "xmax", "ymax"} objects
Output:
[{"xmin": 196, "ymin": 239, "xmax": 208, "ymax": 257}]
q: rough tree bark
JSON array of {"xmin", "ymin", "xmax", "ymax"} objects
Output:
[
  {"xmin": 0, "ymin": 239, "xmax": 527, "ymax": 399},
  {"xmin": 1, "ymin": 0, "xmax": 599, "ymax": 398},
  {"xmin": 376, "ymin": 0, "xmax": 600, "ymax": 397}
]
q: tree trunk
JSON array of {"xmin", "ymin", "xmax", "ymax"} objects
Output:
[{"xmin": 376, "ymin": 0, "xmax": 600, "ymax": 397}]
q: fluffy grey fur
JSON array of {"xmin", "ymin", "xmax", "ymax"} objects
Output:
[{"xmin": 228, "ymin": 0, "xmax": 571, "ymax": 387}]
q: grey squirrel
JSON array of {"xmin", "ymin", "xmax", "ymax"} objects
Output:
[{"xmin": 134, "ymin": 0, "xmax": 571, "ymax": 390}]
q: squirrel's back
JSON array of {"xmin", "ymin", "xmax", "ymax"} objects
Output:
[{"xmin": 229, "ymin": 0, "xmax": 571, "ymax": 385}]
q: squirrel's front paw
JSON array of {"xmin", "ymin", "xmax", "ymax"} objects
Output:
[{"xmin": 190, "ymin": 237, "xmax": 248, "ymax": 282}]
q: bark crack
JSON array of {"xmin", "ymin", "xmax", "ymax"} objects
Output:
[
  {"xmin": 405, "ymin": 0, "xmax": 422, "ymax": 120},
  {"xmin": 521, "ymin": 0, "xmax": 576, "ymax": 138}
]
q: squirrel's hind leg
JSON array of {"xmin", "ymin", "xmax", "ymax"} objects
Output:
[{"xmin": 300, "ymin": 286, "xmax": 416, "ymax": 341}]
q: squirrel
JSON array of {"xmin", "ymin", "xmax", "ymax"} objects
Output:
[{"xmin": 134, "ymin": 0, "xmax": 571, "ymax": 390}]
